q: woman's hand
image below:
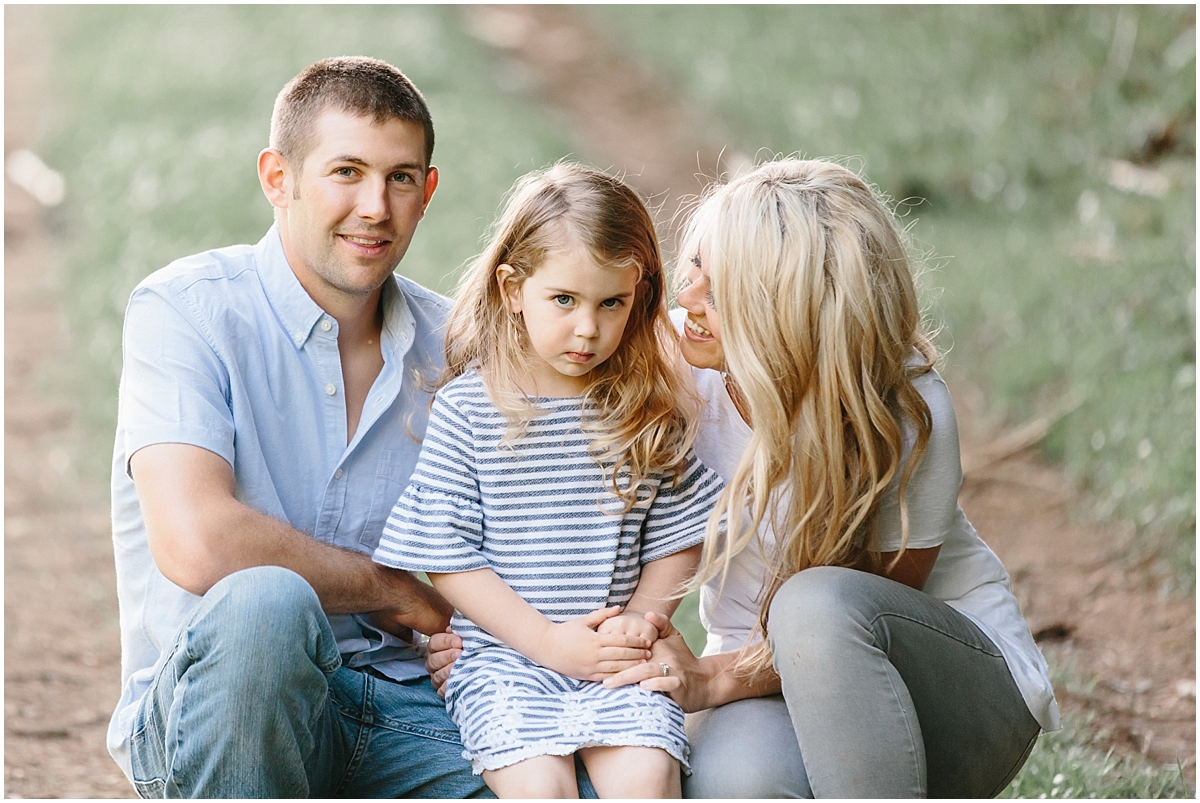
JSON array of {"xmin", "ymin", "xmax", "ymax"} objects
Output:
[
  {"xmin": 425, "ymin": 628, "xmax": 462, "ymax": 699},
  {"xmin": 602, "ymin": 612, "xmax": 710, "ymax": 713}
]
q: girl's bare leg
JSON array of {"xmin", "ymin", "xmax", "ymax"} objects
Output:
[
  {"xmin": 579, "ymin": 745, "xmax": 681, "ymax": 798},
  {"xmin": 482, "ymin": 754, "xmax": 578, "ymax": 799}
]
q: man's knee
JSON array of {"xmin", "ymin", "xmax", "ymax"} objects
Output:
[{"xmin": 195, "ymin": 566, "xmax": 336, "ymax": 674}]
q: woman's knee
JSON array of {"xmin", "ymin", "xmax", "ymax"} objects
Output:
[{"xmin": 767, "ymin": 567, "xmax": 877, "ymax": 643}]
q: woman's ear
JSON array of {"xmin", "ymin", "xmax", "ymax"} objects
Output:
[{"xmin": 496, "ymin": 264, "xmax": 523, "ymax": 315}]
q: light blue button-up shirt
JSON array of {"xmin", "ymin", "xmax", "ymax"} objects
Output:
[{"xmin": 107, "ymin": 224, "xmax": 450, "ymax": 778}]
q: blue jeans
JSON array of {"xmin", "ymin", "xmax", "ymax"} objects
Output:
[
  {"xmin": 127, "ymin": 566, "xmax": 491, "ymax": 798},
  {"xmin": 684, "ymin": 567, "xmax": 1040, "ymax": 798}
]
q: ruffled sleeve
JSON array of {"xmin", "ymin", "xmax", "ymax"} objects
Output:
[
  {"xmin": 372, "ymin": 390, "xmax": 490, "ymax": 574},
  {"xmin": 641, "ymin": 449, "xmax": 725, "ymax": 563}
]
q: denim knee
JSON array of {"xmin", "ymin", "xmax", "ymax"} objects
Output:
[
  {"xmin": 194, "ymin": 566, "xmax": 340, "ymax": 679},
  {"xmin": 767, "ymin": 567, "xmax": 872, "ymax": 650}
]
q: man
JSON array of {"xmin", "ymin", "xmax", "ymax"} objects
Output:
[{"xmin": 107, "ymin": 56, "xmax": 489, "ymax": 797}]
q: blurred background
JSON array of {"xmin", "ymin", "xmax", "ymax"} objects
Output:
[{"xmin": 4, "ymin": 5, "xmax": 1194, "ymax": 798}]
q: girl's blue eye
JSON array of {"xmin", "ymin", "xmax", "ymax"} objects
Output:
[
  {"xmin": 600, "ymin": 298, "xmax": 621, "ymax": 309},
  {"xmin": 554, "ymin": 295, "xmax": 573, "ymax": 306}
]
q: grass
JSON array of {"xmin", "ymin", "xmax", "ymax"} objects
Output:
[
  {"xmin": 1000, "ymin": 713, "xmax": 1192, "ymax": 799},
  {"xmin": 591, "ymin": 5, "xmax": 1196, "ymax": 587}
]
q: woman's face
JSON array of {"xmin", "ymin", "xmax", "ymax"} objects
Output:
[{"xmin": 677, "ymin": 250, "xmax": 725, "ymax": 371}]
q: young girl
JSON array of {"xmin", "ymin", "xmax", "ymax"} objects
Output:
[{"xmin": 372, "ymin": 164, "xmax": 723, "ymax": 798}]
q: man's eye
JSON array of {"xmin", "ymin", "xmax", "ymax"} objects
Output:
[{"xmin": 391, "ymin": 172, "xmax": 414, "ymax": 183}]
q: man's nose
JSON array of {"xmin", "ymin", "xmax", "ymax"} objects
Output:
[{"xmin": 356, "ymin": 176, "xmax": 391, "ymax": 223}]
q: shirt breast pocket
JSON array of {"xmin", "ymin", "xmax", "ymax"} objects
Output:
[{"xmin": 358, "ymin": 448, "xmax": 417, "ymax": 551}]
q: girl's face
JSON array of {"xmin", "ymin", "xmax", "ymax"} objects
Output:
[
  {"xmin": 498, "ymin": 249, "xmax": 639, "ymax": 397},
  {"xmin": 676, "ymin": 250, "xmax": 725, "ymax": 372}
]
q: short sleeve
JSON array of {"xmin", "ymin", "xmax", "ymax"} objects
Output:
[
  {"xmin": 641, "ymin": 450, "xmax": 725, "ymax": 563},
  {"xmin": 373, "ymin": 392, "xmax": 490, "ymax": 574},
  {"xmin": 120, "ymin": 286, "xmax": 234, "ymax": 476},
  {"xmin": 874, "ymin": 372, "xmax": 962, "ymax": 552}
]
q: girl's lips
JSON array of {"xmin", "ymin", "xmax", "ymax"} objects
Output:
[{"xmin": 566, "ymin": 352, "xmax": 594, "ymax": 363}]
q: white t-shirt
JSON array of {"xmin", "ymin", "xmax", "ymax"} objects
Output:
[{"xmin": 684, "ymin": 338, "xmax": 1060, "ymax": 733}]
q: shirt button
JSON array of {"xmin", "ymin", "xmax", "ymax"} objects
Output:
[
  {"xmin": 325, "ymin": 384, "xmax": 336, "ymax": 396},
  {"xmin": 334, "ymin": 468, "xmax": 343, "ymax": 479},
  {"xmin": 320, "ymin": 319, "xmax": 332, "ymax": 332},
  {"xmin": 293, "ymin": 332, "xmax": 304, "ymax": 345}
]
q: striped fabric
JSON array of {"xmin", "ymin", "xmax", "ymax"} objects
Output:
[{"xmin": 373, "ymin": 370, "xmax": 723, "ymax": 772}]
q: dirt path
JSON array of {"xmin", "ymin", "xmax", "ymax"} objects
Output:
[{"xmin": 3, "ymin": 5, "xmax": 1193, "ymax": 797}]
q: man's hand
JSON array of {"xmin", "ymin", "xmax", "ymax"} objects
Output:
[
  {"xmin": 596, "ymin": 610, "xmax": 660, "ymax": 645},
  {"xmin": 368, "ymin": 567, "xmax": 454, "ymax": 637},
  {"xmin": 426, "ymin": 629, "xmax": 463, "ymax": 699}
]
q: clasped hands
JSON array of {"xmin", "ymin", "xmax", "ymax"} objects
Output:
[{"xmin": 426, "ymin": 605, "xmax": 689, "ymax": 699}]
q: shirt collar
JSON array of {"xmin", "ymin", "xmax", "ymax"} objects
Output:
[{"xmin": 255, "ymin": 223, "xmax": 413, "ymax": 354}]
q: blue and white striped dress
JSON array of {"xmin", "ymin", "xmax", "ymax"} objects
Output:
[{"xmin": 373, "ymin": 371, "xmax": 723, "ymax": 773}]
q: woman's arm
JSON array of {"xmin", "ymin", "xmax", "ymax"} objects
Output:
[
  {"xmin": 602, "ymin": 612, "xmax": 781, "ymax": 712},
  {"xmin": 877, "ymin": 546, "xmax": 941, "ymax": 590},
  {"xmin": 428, "ymin": 568, "xmax": 652, "ymax": 681}
]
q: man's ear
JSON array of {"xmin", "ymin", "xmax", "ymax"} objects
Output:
[
  {"xmin": 258, "ymin": 149, "xmax": 291, "ymax": 209},
  {"xmin": 496, "ymin": 264, "xmax": 522, "ymax": 315},
  {"xmin": 420, "ymin": 165, "xmax": 439, "ymax": 216}
]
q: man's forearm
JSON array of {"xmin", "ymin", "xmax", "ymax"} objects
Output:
[{"xmin": 132, "ymin": 442, "xmax": 452, "ymax": 634}]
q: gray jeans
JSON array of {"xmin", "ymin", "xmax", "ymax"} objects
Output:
[{"xmin": 684, "ymin": 567, "xmax": 1040, "ymax": 798}]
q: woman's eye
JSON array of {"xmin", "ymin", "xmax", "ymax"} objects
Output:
[
  {"xmin": 706, "ymin": 291, "xmax": 716, "ymax": 309},
  {"xmin": 554, "ymin": 295, "xmax": 573, "ymax": 307}
]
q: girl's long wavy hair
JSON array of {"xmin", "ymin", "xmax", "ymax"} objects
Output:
[
  {"xmin": 686, "ymin": 159, "xmax": 937, "ymax": 678},
  {"xmin": 443, "ymin": 163, "xmax": 697, "ymax": 506}
]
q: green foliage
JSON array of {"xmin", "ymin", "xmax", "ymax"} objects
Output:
[
  {"xmin": 39, "ymin": 4, "xmax": 575, "ymax": 475},
  {"xmin": 592, "ymin": 4, "xmax": 1196, "ymax": 584}
]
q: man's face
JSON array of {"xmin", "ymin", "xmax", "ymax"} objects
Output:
[{"xmin": 272, "ymin": 108, "xmax": 437, "ymax": 306}]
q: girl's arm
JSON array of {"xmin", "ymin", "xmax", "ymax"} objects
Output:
[
  {"xmin": 428, "ymin": 568, "xmax": 653, "ymax": 682},
  {"xmin": 598, "ymin": 544, "xmax": 701, "ymax": 640}
]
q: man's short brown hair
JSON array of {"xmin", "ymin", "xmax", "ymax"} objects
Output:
[{"xmin": 270, "ymin": 56, "xmax": 434, "ymax": 169}]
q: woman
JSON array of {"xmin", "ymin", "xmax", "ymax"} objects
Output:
[
  {"xmin": 430, "ymin": 158, "xmax": 1059, "ymax": 798},
  {"xmin": 603, "ymin": 158, "xmax": 1059, "ymax": 798}
]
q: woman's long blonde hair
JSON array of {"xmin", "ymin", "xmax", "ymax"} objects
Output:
[
  {"xmin": 687, "ymin": 159, "xmax": 937, "ymax": 677},
  {"xmin": 443, "ymin": 163, "xmax": 697, "ymax": 506}
]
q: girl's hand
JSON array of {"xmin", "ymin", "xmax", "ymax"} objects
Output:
[
  {"xmin": 535, "ymin": 605, "xmax": 654, "ymax": 682},
  {"xmin": 596, "ymin": 611, "xmax": 660, "ymax": 645},
  {"xmin": 602, "ymin": 612, "xmax": 708, "ymax": 713},
  {"xmin": 425, "ymin": 628, "xmax": 462, "ymax": 699}
]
